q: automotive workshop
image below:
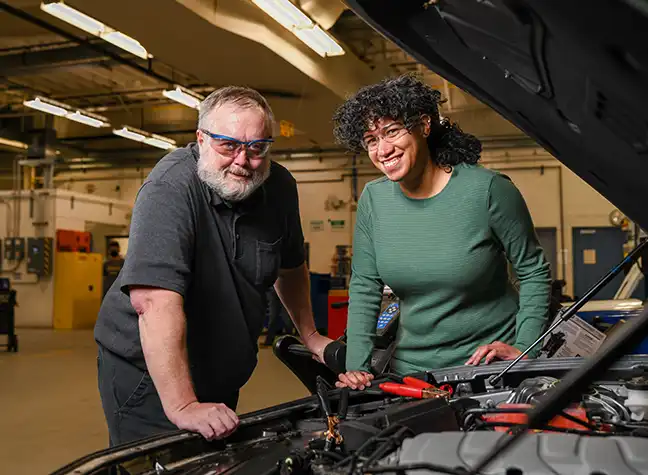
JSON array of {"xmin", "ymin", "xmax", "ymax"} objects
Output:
[{"xmin": 2, "ymin": 2, "xmax": 648, "ymax": 475}]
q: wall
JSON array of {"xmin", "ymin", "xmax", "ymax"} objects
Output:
[
  {"xmin": 50, "ymin": 148, "xmax": 623, "ymax": 297},
  {"xmin": 0, "ymin": 189, "xmax": 132, "ymax": 327},
  {"xmin": 480, "ymin": 148, "xmax": 618, "ymax": 296}
]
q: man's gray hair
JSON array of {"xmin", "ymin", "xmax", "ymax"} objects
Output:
[{"xmin": 198, "ymin": 86, "xmax": 275, "ymax": 133}]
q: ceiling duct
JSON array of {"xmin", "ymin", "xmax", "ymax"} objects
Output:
[{"xmin": 299, "ymin": 0, "xmax": 346, "ymax": 30}]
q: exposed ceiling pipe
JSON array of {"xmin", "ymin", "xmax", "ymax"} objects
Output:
[{"xmin": 0, "ymin": 2, "xmax": 180, "ymax": 87}]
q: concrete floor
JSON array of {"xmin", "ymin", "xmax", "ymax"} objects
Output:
[{"xmin": 0, "ymin": 329, "xmax": 310, "ymax": 474}]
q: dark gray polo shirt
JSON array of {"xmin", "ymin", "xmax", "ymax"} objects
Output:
[{"xmin": 94, "ymin": 142, "xmax": 305, "ymax": 401}]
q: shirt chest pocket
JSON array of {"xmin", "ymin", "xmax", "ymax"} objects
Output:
[{"xmin": 255, "ymin": 237, "xmax": 283, "ymax": 288}]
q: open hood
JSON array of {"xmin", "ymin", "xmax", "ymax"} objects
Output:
[{"xmin": 343, "ymin": 0, "xmax": 648, "ymax": 230}]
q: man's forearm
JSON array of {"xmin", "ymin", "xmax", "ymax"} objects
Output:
[
  {"xmin": 138, "ymin": 301, "xmax": 197, "ymax": 421},
  {"xmin": 274, "ymin": 263, "xmax": 317, "ymax": 339}
]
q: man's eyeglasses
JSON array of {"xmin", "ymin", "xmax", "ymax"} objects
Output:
[{"xmin": 200, "ymin": 129, "xmax": 274, "ymax": 158}]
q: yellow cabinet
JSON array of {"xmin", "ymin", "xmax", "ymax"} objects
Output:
[{"xmin": 53, "ymin": 252, "xmax": 103, "ymax": 329}]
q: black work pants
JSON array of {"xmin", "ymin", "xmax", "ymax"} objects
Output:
[{"xmin": 97, "ymin": 344, "xmax": 239, "ymax": 447}]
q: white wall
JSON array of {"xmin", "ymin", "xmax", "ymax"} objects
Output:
[
  {"xmin": 0, "ymin": 190, "xmax": 132, "ymax": 327},
  {"xmin": 49, "ymin": 149, "xmax": 623, "ymax": 297},
  {"xmin": 482, "ymin": 148, "xmax": 618, "ymax": 296}
]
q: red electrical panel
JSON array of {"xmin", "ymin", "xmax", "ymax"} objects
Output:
[{"xmin": 56, "ymin": 229, "xmax": 92, "ymax": 253}]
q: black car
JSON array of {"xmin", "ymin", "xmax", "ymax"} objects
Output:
[{"xmin": 51, "ymin": 1, "xmax": 648, "ymax": 474}]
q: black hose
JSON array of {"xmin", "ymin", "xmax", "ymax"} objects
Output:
[
  {"xmin": 331, "ymin": 424, "xmax": 408, "ymax": 471},
  {"xmin": 339, "ymin": 387, "xmax": 350, "ymax": 419},
  {"xmin": 362, "ymin": 426, "xmax": 413, "ymax": 468}
]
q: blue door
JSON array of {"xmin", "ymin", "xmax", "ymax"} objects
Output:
[{"xmin": 572, "ymin": 227, "xmax": 627, "ymax": 300}]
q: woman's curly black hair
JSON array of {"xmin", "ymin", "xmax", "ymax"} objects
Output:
[{"xmin": 332, "ymin": 74, "xmax": 482, "ymax": 168}]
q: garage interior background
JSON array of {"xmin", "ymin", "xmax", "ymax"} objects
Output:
[{"xmin": 0, "ymin": 0, "xmax": 640, "ymax": 330}]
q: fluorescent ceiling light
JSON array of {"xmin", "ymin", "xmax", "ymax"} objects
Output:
[
  {"xmin": 250, "ymin": 0, "xmax": 344, "ymax": 57},
  {"xmin": 66, "ymin": 111, "xmax": 110, "ymax": 128},
  {"xmin": 113, "ymin": 126, "xmax": 146, "ymax": 143},
  {"xmin": 67, "ymin": 163, "xmax": 112, "ymax": 170},
  {"xmin": 40, "ymin": 1, "xmax": 104, "ymax": 36},
  {"xmin": 101, "ymin": 30, "xmax": 149, "ymax": 60},
  {"xmin": 23, "ymin": 96, "xmax": 110, "ymax": 128},
  {"xmin": 67, "ymin": 157, "xmax": 96, "ymax": 163},
  {"xmin": 0, "ymin": 137, "xmax": 29, "ymax": 150},
  {"xmin": 113, "ymin": 126, "xmax": 176, "ymax": 150},
  {"xmin": 40, "ymin": 2, "xmax": 151, "ymax": 60},
  {"xmin": 293, "ymin": 25, "xmax": 344, "ymax": 57},
  {"xmin": 145, "ymin": 138, "xmax": 177, "ymax": 150},
  {"xmin": 162, "ymin": 85, "xmax": 204, "ymax": 110},
  {"xmin": 251, "ymin": 0, "xmax": 313, "ymax": 30},
  {"xmin": 23, "ymin": 97, "xmax": 68, "ymax": 117}
]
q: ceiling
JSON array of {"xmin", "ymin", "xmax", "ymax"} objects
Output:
[{"xmin": 0, "ymin": 0, "xmax": 534, "ymax": 175}]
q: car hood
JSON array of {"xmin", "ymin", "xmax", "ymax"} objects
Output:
[{"xmin": 343, "ymin": 0, "xmax": 648, "ymax": 230}]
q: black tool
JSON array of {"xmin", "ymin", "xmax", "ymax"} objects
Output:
[{"xmin": 488, "ymin": 238, "xmax": 648, "ymax": 386}]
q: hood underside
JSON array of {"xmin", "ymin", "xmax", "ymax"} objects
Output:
[{"xmin": 344, "ymin": 0, "xmax": 648, "ymax": 230}]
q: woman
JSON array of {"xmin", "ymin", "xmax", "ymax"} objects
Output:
[{"xmin": 332, "ymin": 74, "xmax": 552, "ymax": 390}]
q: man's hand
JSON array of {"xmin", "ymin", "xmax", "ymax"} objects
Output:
[
  {"xmin": 303, "ymin": 331, "xmax": 333, "ymax": 363},
  {"xmin": 335, "ymin": 371, "xmax": 374, "ymax": 390},
  {"xmin": 169, "ymin": 401, "xmax": 239, "ymax": 441},
  {"xmin": 465, "ymin": 341, "xmax": 526, "ymax": 366}
]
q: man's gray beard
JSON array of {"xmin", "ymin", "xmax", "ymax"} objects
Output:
[{"xmin": 197, "ymin": 156, "xmax": 271, "ymax": 202}]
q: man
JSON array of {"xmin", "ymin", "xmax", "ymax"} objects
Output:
[
  {"xmin": 94, "ymin": 86, "xmax": 332, "ymax": 447},
  {"xmin": 102, "ymin": 241, "xmax": 125, "ymax": 299}
]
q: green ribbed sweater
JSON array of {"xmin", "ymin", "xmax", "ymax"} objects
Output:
[{"xmin": 346, "ymin": 163, "xmax": 552, "ymax": 375}]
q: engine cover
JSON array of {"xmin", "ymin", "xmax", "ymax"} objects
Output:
[{"xmin": 395, "ymin": 431, "xmax": 648, "ymax": 474}]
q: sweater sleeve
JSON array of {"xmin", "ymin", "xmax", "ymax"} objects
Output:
[
  {"xmin": 488, "ymin": 174, "xmax": 552, "ymax": 357},
  {"xmin": 346, "ymin": 188, "xmax": 385, "ymax": 372}
]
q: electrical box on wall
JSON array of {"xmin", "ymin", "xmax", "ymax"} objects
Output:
[
  {"xmin": 27, "ymin": 237, "xmax": 53, "ymax": 276},
  {"xmin": 4, "ymin": 238, "xmax": 25, "ymax": 261}
]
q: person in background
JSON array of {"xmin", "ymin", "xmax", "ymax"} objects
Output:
[
  {"xmin": 102, "ymin": 241, "xmax": 125, "ymax": 299},
  {"xmin": 94, "ymin": 86, "xmax": 332, "ymax": 447},
  {"xmin": 261, "ymin": 287, "xmax": 295, "ymax": 347},
  {"xmin": 331, "ymin": 74, "xmax": 552, "ymax": 390}
]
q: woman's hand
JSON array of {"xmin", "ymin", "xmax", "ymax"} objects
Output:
[
  {"xmin": 465, "ymin": 341, "xmax": 526, "ymax": 366},
  {"xmin": 335, "ymin": 371, "xmax": 374, "ymax": 390}
]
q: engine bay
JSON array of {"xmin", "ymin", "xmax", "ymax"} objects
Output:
[{"xmin": 100, "ymin": 364, "xmax": 648, "ymax": 475}]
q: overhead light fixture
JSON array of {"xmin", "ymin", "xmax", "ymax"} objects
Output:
[
  {"xmin": 251, "ymin": 0, "xmax": 344, "ymax": 57},
  {"xmin": 66, "ymin": 111, "xmax": 110, "ymax": 128},
  {"xmin": 144, "ymin": 134, "xmax": 177, "ymax": 150},
  {"xmin": 0, "ymin": 137, "xmax": 29, "ymax": 150},
  {"xmin": 113, "ymin": 126, "xmax": 177, "ymax": 150},
  {"xmin": 40, "ymin": 1, "xmax": 104, "ymax": 36},
  {"xmin": 113, "ymin": 126, "xmax": 146, "ymax": 143},
  {"xmin": 40, "ymin": 1, "xmax": 151, "ymax": 60},
  {"xmin": 67, "ymin": 163, "xmax": 112, "ymax": 170},
  {"xmin": 23, "ymin": 97, "xmax": 68, "ymax": 117},
  {"xmin": 23, "ymin": 96, "xmax": 110, "ymax": 128},
  {"xmin": 101, "ymin": 30, "xmax": 149, "ymax": 60},
  {"xmin": 293, "ymin": 25, "xmax": 345, "ymax": 57},
  {"xmin": 251, "ymin": 0, "xmax": 313, "ymax": 30},
  {"xmin": 162, "ymin": 85, "xmax": 204, "ymax": 110}
]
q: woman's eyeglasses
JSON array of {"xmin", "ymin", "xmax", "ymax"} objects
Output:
[
  {"xmin": 361, "ymin": 118, "xmax": 428, "ymax": 152},
  {"xmin": 200, "ymin": 129, "xmax": 274, "ymax": 158}
]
